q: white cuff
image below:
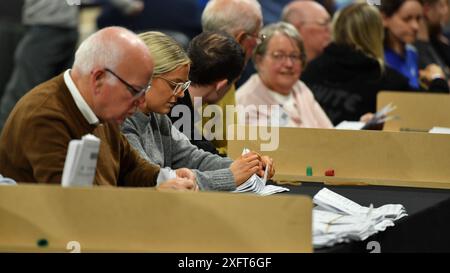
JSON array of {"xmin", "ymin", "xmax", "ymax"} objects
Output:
[
  {"xmin": 431, "ymin": 74, "xmax": 444, "ymax": 80},
  {"xmin": 156, "ymin": 167, "xmax": 177, "ymax": 186}
]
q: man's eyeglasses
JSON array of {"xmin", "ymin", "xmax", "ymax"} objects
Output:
[
  {"xmin": 154, "ymin": 76, "xmax": 191, "ymax": 95},
  {"xmin": 105, "ymin": 68, "xmax": 151, "ymax": 98},
  {"xmin": 268, "ymin": 51, "xmax": 302, "ymax": 64},
  {"xmin": 245, "ymin": 32, "xmax": 266, "ymax": 44}
]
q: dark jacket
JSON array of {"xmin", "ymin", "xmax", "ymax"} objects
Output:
[
  {"xmin": 169, "ymin": 90, "xmax": 219, "ymax": 155},
  {"xmin": 301, "ymin": 43, "xmax": 411, "ymax": 125},
  {"xmin": 96, "ymin": 0, "xmax": 202, "ymax": 39}
]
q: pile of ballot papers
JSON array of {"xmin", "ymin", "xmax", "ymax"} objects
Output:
[
  {"xmin": 335, "ymin": 102, "xmax": 398, "ymax": 130},
  {"xmin": 233, "ymin": 149, "xmax": 289, "ymax": 196},
  {"xmin": 62, "ymin": 134, "xmax": 100, "ymax": 187},
  {"xmin": 313, "ymin": 188, "xmax": 407, "ymax": 248}
]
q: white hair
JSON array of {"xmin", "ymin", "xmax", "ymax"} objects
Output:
[
  {"xmin": 201, "ymin": 0, "xmax": 263, "ymax": 36},
  {"xmin": 72, "ymin": 27, "xmax": 137, "ymax": 76}
]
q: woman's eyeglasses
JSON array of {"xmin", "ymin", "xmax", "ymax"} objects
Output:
[
  {"xmin": 268, "ymin": 51, "xmax": 302, "ymax": 64},
  {"xmin": 154, "ymin": 76, "xmax": 191, "ymax": 95}
]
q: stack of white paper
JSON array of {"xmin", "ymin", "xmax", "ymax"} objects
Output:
[
  {"xmin": 233, "ymin": 149, "xmax": 289, "ymax": 196},
  {"xmin": 335, "ymin": 121, "xmax": 365, "ymax": 130},
  {"xmin": 313, "ymin": 188, "xmax": 407, "ymax": 248},
  {"xmin": 335, "ymin": 102, "xmax": 398, "ymax": 130},
  {"xmin": 429, "ymin": 127, "xmax": 450, "ymax": 134},
  {"xmin": 62, "ymin": 134, "xmax": 100, "ymax": 187}
]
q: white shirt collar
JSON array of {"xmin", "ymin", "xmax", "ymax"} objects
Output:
[{"xmin": 64, "ymin": 69, "xmax": 99, "ymax": 125}]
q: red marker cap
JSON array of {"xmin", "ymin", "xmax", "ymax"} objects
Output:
[{"xmin": 325, "ymin": 169, "xmax": 335, "ymax": 176}]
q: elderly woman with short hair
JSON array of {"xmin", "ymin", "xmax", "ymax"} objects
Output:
[{"xmin": 236, "ymin": 22, "xmax": 332, "ymax": 128}]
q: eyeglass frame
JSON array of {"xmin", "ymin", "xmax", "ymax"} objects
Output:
[
  {"xmin": 299, "ymin": 18, "xmax": 331, "ymax": 28},
  {"xmin": 267, "ymin": 51, "xmax": 303, "ymax": 64},
  {"xmin": 245, "ymin": 32, "xmax": 266, "ymax": 44},
  {"xmin": 153, "ymin": 75, "xmax": 191, "ymax": 95},
  {"xmin": 104, "ymin": 68, "xmax": 152, "ymax": 99}
]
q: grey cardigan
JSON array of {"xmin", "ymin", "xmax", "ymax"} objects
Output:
[{"xmin": 122, "ymin": 111, "xmax": 235, "ymax": 191}]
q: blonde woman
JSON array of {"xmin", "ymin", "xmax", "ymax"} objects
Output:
[
  {"xmin": 121, "ymin": 31, "xmax": 274, "ymax": 191},
  {"xmin": 301, "ymin": 3, "xmax": 411, "ymax": 125}
]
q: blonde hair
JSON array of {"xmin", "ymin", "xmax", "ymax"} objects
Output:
[
  {"xmin": 333, "ymin": 3, "xmax": 385, "ymax": 69},
  {"xmin": 138, "ymin": 31, "xmax": 191, "ymax": 76}
]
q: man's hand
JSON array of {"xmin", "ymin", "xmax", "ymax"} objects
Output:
[
  {"xmin": 230, "ymin": 152, "xmax": 261, "ymax": 186},
  {"xmin": 420, "ymin": 64, "xmax": 445, "ymax": 85},
  {"xmin": 360, "ymin": 112, "xmax": 374, "ymax": 123},
  {"xmin": 156, "ymin": 177, "xmax": 197, "ymax": 191}
]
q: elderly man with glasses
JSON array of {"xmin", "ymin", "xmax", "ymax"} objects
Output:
[
  {"xmin": 281, "ymin": 0, "xmax": 332, "ymax": 64},
  {"xmin": 0, "ymin": 27, "xmax": 197, "ymax": 191},
  {"xmin": 198, "ymin": 0, "xmax": 264, "ymax": 156}
]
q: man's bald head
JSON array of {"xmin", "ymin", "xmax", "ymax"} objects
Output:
[
  {"xmin": 73, "ymin": 26, "xmax": 152, "ymax": 76},
  {"xmin": 202, "ymin": 0, "xmax": 263, "ymax": 62},
  {"xmin": 71, "ymin": 27, "xmax": 154, "ymax": 124},
  {"xmin": 282, "ymin": 1, "xmax": 327, "ymax": 23},
  {"xmin": 282, "ymin": 0, "xmax": 331, "ymax": 62},
  {"xmin": 202, "ymin": 0, "xmax": 262, "ymax": 36}
]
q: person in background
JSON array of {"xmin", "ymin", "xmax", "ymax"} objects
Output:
[
  {"xmin": 170, "ymin": 31, "xmax": 246, "ymax": 155},
  {"xmin": 97, "ymin": 0, "xmax": 202, "ymax": 45},
  {"xmin": 0, "ymin": 27, "xmax": 196, "ymax": 191},
  {"xmin": 236, "ymin": 22, "xmax": 333, "ymax": 128},
  {"xmin": 281, "ymin": 0, "xmax": 332, "ymax": 64},
  {"xmin": 415, "ymin": 0, "xmax": 450, "ymax": 84},
  {"xmin": 0, "ymin": 0, "xmax": 24, "ymax": 101},
  {"xmin": 301, "ymin": 3, "xmax": 411, "ymax": 125},
  {"xmin": 444, "ymin": 0, "xmax": 450, "ymax": 39},
  {"xmin": 200, "ymin": 0, "xmax": 263, "ymax": 155},
  {"xmin": 122, "ymin": 31, "xmax": 274, "ymax": 191},
  {"xmin": 0, "ymin": 0, "xmax": 79, "ymax": 131},
  {"xmin": 0, "ymin": 0, "xmax": 147, "ymax": 132},
  {"xmin": 380, "ymin": 0, "xmax": 448, "ymax": 92}
]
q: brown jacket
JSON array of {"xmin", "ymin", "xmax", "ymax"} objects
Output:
[{"xmin": 0, "ymin": 73, "xmax": 160, "ymax": 186}]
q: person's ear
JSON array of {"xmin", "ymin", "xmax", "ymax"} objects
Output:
[
  {"xmin": 91, "ymin": 69, "xmax": 105, "ymax": 95},
  {"xmin": 215, "ymin": 79, "xmax": 229, "ymax": 92},
  {"xmin": 235, "ymin": 31, "xmax": 248, "ymax": 45}
]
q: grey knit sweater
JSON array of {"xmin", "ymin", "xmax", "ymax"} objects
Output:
[{"xmin": 122, "ymin": 111, "xmax": 235, "ymax": 191}]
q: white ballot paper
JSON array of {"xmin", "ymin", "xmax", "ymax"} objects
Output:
[
  {"xmin": 335, "ymin": 102, "xmax": 398, "ymax": 130},
  {"xmin": 233, "ymin": 149, "xmax": 289, "ymax": 196},
  {"xmin": 429, "ymin": 127, "xmax": 450, "ymax": 134},
  {"xmin": 313, "ymin": 188, "xmax": 407, "ymax": 248},
  {"xmin": 62, "ymin": 134, "xmax": 100, "ymax": 187},
  {"xmin": 334, "ymin": 121, "xmax": 365, "ymax": 130}
]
